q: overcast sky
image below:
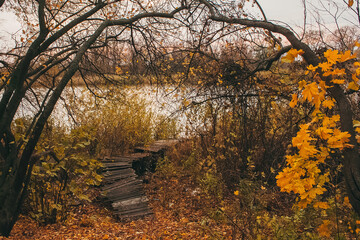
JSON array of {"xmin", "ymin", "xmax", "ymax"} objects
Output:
[
  {"xmin": 0, "ymin": 0, "xmax": 356, "ymax": 46},
  {"xmin": 258, "ymin": 0, "xmax": 357, "ymax": 29},
  {"xmin": 258, "ymin": 0, "xmax": 305, "ymax": 25}
]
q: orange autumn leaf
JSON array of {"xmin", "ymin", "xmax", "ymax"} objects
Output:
[
  {"xmin": 318, "ymin": 62, "xmax": 332, "ymax": 72},
  {"xmin": 322, "ymin": 99, "xmax": 335, "ymax": 109},
  {"xmin": 281, "ymin": 48, "xmax": 304, "ymax": 63},
  {"xmin": 324, "ymin": 68, "xmax": 346, "ymax": 77},
  {"xmin": 324, "ymin": 49, "xmax": 341, "ymax": 65},
  {"xmin": 341, "ymin": 50, "xmax": 356, "ymax": 62},
  {"xmin": 298, "ymin": 80, "xmax": 307, "ymax": 90},
  {"xmin": 331, "ymin": 79, "xmax": 345, "ymax": 84},
  {"xmin": 348, "ymin": 81, "xmax": 360, "ymax": 91},
  {"xmin": 289, "ymin": 94, "xmax": 298, "ymax": 108},
  {"xmin": 313, "ymin": 201, "xmax": 330, "ymax": 209},
  {"xmin": 307, "ymin": 64, "xmax": 318, "ymax": 71},
  {"xmin": 302, "ymin": 82, "xmax": 319, "ymax": 102},
  {"xmin": 317, "ymin": 220, "xmax": 331, "ymax": 237}
]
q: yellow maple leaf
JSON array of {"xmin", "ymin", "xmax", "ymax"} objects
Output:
[
  {"xmin": 348, "ymin": 81, "xmax": 360, "ymax": 91},
  {"xmin": 298, "ymin": 80, "xmax": 307, "ymax": 90},
  {"xmin": 314, "ymin": 90, "xmax": 325, "ymax": 109},
  {"xmin": 298, "ymin": 198, "xmax": 311, "ymax": 209},
  {"xmin": 289, "ymin": 94, "xmax": 298, "ymax": 108},
  {"xmin": 349, "ymin": 0, "xmax": 354, "ymax": 7},
  {"xmin": 316, "ymin": 127, "xmax": 333, "ymax": 140},
  {"xmin": 317, "ymin": 220, "xmax": 331, "ymax": 237},
  {"xmin": 331, "ymin": 79, "xmax": 345, "ymax": 84},
  {"xmin": 344, "ymin": 196, "xmax": 352, "ymax": 208},
  {"xmin": 322, "ymin": 99, "xmax": 335, "ymax": 109},
  {"xmin": 354, "ymin": 120, "xmax": 360, "ymax": 127},
  {"xmin": 292, "ymin": 124, "xmax": 311, "ymax": 148},
  {"xmin": 324, "ymin": 49, "xmax": 341, "ymax": 65},
  {"xmin": 318, "ymin": 80, "xmax": 329, "ymax": 90},
  {"xmin": 302, "ymin": 82, "xmax": 319, "ymax": 102},
  {"xmin": 327, "ymin": 129, "xmax": 351, "ymax": 149},
  {"xmin": 341, "ymin": 50, "xmax": 356, "ymax": 62},
  {"xmin": 314, "ymin": 201, "xmax": 330, "ymax": 209},
  {"xmin": 324, "ymin": 68, "xmax": 346, "ymax": 77},
  {"xmin": 352, "ymin": 73, "xmax": 359, "ymax": 82},
  {"xmin": 318, "ymin": 62, "xmax": 332, "ymax": 72},
  {"xmin": 276, "ymin": 171, "xmax": 290, "ymax": 190},
  {"xmin": 293, "ymin": 181, "xmax": 306, "ymax": 195},
  {"xmin": 307, "ymin": 64, "xmax": 318, "ymax": 72},
  {"xmin": 302, "ymin": 177, "xmax": 316, "ymax": 191},
  {"xmin": 281, "ymin": 48, "xmax": 304, "ymax": 63},
  {"xmin": 308, "ymin": 187, "xmax": 326, "ymax": 200},
  {"xmin": 318, "ymin": 147, "xmax": 330, "ymax": 162},
  {"xmin": 299, "ymin": 143, "xmax": 318, "ymax": 158}
]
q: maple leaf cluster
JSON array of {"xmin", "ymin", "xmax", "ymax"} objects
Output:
[{"xmin": 277, "ymin": 48, "xmax": 360, "ymax": 209}]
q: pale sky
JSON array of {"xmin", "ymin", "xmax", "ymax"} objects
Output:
[
  {"xmin": 258, "ymin": 0, "xmax": 357, "ymax": 29},
  {"xmin": 258, "ymin": 0, "xmax": 305, "ymax": 25},
  {"xmin": 0, "ymin": 11, "xmax": 21, "ymax": 45},
  {"xmin": 0, "ymin": 0, "xmax": 356, "ymax": 47}
]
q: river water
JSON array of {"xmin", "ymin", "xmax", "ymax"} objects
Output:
[{"xmin": 14, "ymin": 84, "xmax": 201, "ymax": 136}]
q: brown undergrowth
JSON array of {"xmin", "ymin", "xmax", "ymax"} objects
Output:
[
  {"xmin": 3, "ymin": 141, "xmax": 355, "ymax": 239},
  {"xmin": 0, "ymin": 169, "xmax": 233, "ymax": 239}
]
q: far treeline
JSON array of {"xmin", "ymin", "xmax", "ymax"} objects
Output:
[{"xmin": 1, "ymin": 0, "xmax": 360, "ymax": 238}]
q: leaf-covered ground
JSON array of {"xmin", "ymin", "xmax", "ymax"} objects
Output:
[{"xmin": 0, "ymin": 174, "xmax": 232, "ymax": 240}]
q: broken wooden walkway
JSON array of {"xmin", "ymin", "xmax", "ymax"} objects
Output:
[{"xmin": 100, "ymin": 139, "xmax": 178, "ymax": 220}]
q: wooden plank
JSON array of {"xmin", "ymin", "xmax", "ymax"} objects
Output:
[
  {"xmin": 116, "ymin": 204, "xmax": 150, "ymax": 213},
  {"xmin": 106, "ymin": 182, "xmax": 143, "ymax": 195},
  {"xmin": 135, "ymin": 139, "xmax": 178, "ymax": 153},
  {"xmin": 112, "ymin": 196, "xmax": 148, "ymax": 209},
  {"xmin": 112, "ymin": 196, "xmax": 148, "ymax": 208},
  {"xmin": 103, "ymin": 168, "xmax": 134, "ymax": 176},
  {"xmin": 104, "ymin": 181, "xmax": 143, "ymax": 196},
  {"xmin": 103, "ymin": 175, "xmax": 135, "ymax": 184},
  {"xmin": 103, "ymin": 192, "xmax": 145, "ymax": 203},
  {"xmin": 115, "ymin": 205, "xmax": 151, "ymax": 215},
  {"xmin": 101, "ymin": 177, "xmax": 140, "ymax": 192},
  {"xmin": 125, "ymin": 152, "xmax": 152, "ymax": 159},
  {"xmin": 106, "ymin": 185, "xmax": 144, "ymax": 199},
  {"xmin": 102, "ymin": 153, "xmax": 151, "ymax": 162},
  {"xmin": 134, "ymin": 146, "xmax": 163, "ymax": 154},
  {"xmin": 107, "ymin": 191, "xmax": 145, "ymax": 202},
  {"xmin": 99, "ymin": 141, "xmax": 177, "ymax": 221},
  {"xmin": 103, "ymin": 171, "xmax": 135, "ymax": 181},
  {"xmin": 102, "ymin": 176, "xmax": 135, "ymax": 185},
  {"xmin": 102, "ymin": 156, "xmax": 135, "ymax": 161},
  {"xmin": 103, "ymin": 162, "xmax": 132, "ymax": 168}
]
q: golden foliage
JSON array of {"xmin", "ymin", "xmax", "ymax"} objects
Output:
[
  {"xmin": 281, "ymin": 48, "xmax": 304, "ymax": 63},
  {"xmin": 277, "ymin": 48, "xmax": 359, "ymax": 209}
]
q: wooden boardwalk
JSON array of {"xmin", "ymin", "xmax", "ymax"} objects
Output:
[{"xmin": 100, "ymin": 140, "xmax": 178, "ymax": 220}]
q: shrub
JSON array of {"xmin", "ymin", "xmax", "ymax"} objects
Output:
[
  {"xmin": 67, "ymin": 87, "xmax": 179, "ymax": 155},
  {"xmin": 12, "ymin": 118, "xmax": 103, "ymax": 224}
]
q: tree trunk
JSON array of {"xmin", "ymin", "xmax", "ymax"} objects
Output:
[
  {"xmin": 0, "ymin": 154, "xmax": 29, "ymax": 237},
  {"xmin": 0, "ymin": 176, "xmax": 22, "ymax": 237},
  {"xmin": 0, "ymin": 21, "xmax": 108, "ymax": 237},
  {"xmin": 329, "ymin": 85, "xmax": 360, "ymax": 214}
]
